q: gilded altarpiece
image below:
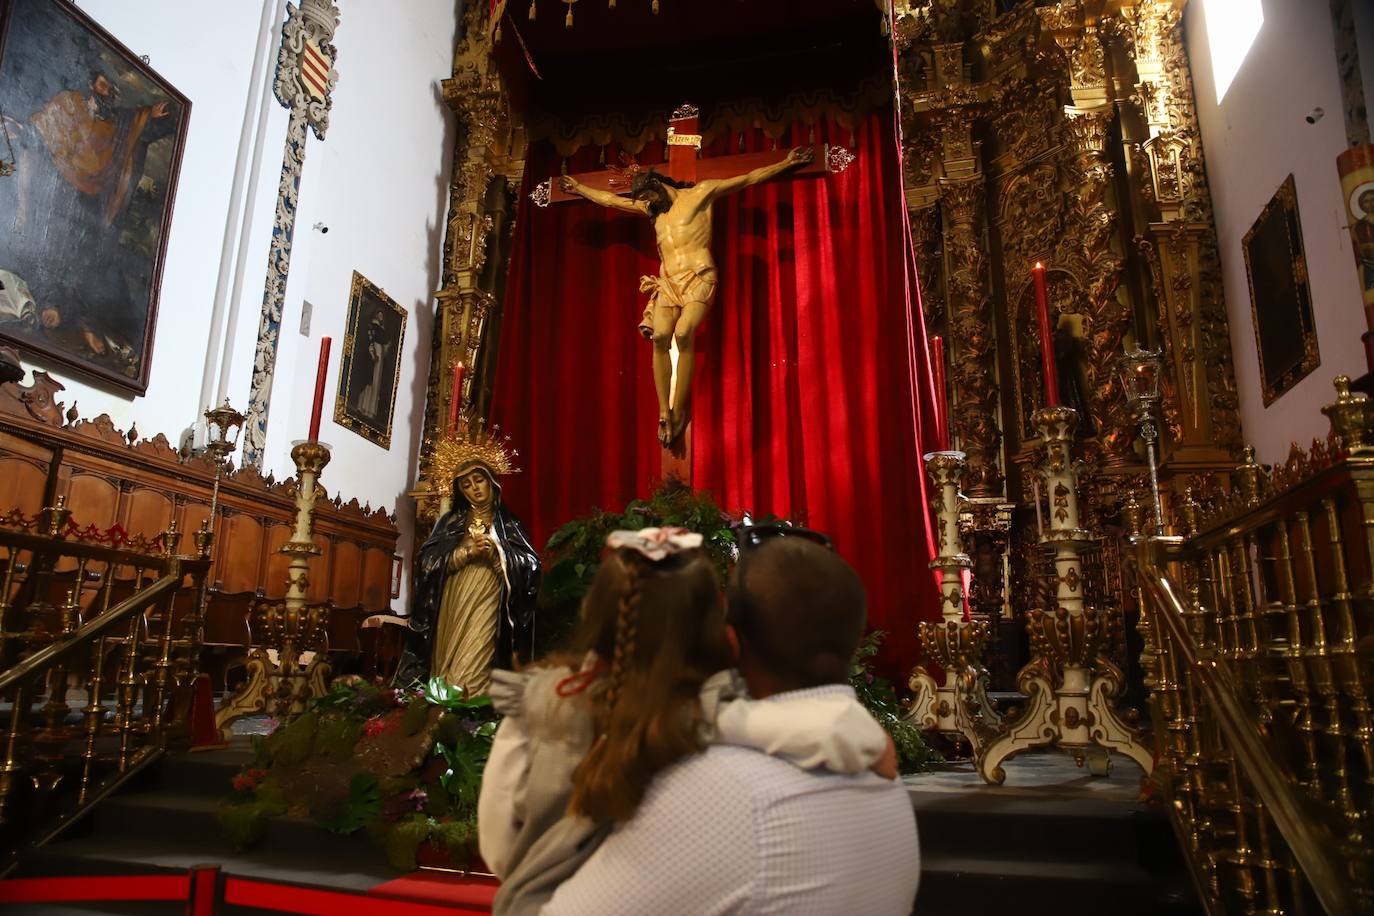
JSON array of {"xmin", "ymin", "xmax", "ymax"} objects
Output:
[
  {"xmin": 894, "ymin": 0, "xmax": 1242, "ymax": 686},
  {"xmin": 416, "ymin": 2, "xmax": 1245, "ymax": 689}
]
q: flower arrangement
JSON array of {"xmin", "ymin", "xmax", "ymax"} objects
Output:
[{"xmin": 218, "ymin": 675, "xmax": 497, "ymax": 871}]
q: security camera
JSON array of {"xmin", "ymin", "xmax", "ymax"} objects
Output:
[
  {"xmin": 312, "ymin": 222, "xmax": 329, "ymax": 234},
  {"xmin": 1305, "ymin": 107, "xmax": 1325, "ymax": 125}
]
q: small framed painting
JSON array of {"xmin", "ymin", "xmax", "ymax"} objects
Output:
[
  {"xmin": 1243, "ymin": 174, "xmax": 1319, "ymax": 406},
  {"xmin": 334, "ymin": 272, "xmax": 406, "ymax": 449},
  {"xmin": 0, "ymin": 0, "xmax": 190, "ymax": 394}
]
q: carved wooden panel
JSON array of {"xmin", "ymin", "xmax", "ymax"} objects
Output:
[
  {"xmin": 221, "ymin": 515, "xmax": 267, "ymax": 596},
  {"xmin": 0, "ymin": 371, "xmax": 402, "ymax": 659},
  {"xmin": 362, "ymin": 547, "xmax": 391, "ymax": 609},
  {"xmin": 330, "ymin": 540, "xmax": 362, "ymax": 610},
  {"xmin": 0, "ymin": 454, "xmax": 45, "ymax": 517}
]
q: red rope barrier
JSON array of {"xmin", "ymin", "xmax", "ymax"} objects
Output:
[
  {"xmin": 224, "ymin": 876, "xmax": 490, "ymax": 915},
  {"xmin": 0, "ymin": 871, "xmax": 493, "ymax": 914},
  {"xmin": 0, "ymin": 874, "xmax": 191, "ymax": 903}
]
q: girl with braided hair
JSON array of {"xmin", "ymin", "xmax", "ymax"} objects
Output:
[{"xmin": 477, "ymin": 528, "xmax": 894, "ymax": 915}]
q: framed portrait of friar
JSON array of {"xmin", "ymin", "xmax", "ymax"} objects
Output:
[
  {"xmin": 335, "ymin": 272, "xmax": 407, "ymax": 450},
  {"xmin": 0, "ymin": 0, "xmax": 190, "ymax": 394},
  {"xmin": 1243, "ymin": 174, "xmax": 1319, "ymax": 406}
]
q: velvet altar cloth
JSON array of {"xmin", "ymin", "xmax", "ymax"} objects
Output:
[{"xmin": 491, "ymin": 109, "xmax": 942, "ymax": 676}]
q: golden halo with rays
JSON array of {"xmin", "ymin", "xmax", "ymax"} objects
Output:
[{"xmin": 430, "ymin": 415, "xmax": 520, "ymax": 487}]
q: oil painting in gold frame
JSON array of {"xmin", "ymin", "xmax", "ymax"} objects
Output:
[
  {"xmin": 1242, "ymin": 174, "xmax": 1319, "ymax": 406},
  {"xmin": 334, "ymin": 272, "xmax": 406, "ymax": 449}
]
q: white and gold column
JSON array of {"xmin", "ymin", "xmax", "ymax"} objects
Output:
[
  {"xmin": 906, "ymin": 450, "xmax": 999, "ymax": 755},
  {"xmin": 216, "ymin": 442, "xmax": 333, "ymax": 736}
]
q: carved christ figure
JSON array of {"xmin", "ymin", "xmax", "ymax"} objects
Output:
[{"xmin": 559, "ymin": 145, "xmax": 813, "ymax": 447}]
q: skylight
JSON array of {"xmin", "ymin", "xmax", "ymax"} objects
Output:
[{"xmin": 1204, "ymin": 0, "xmax": 1264, "ymax": 104}]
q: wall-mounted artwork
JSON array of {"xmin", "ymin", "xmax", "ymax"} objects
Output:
[
  {"xmin": 335, "ymin": 272, "xmax": 406, "ymax": 450},
  {"xmin": 0, "ymin": 0, "xmax": 190, "ymax": 394},
  {"xmin": 1243, "ymin": 174, "xmax": 1319, "ymax": 406}
]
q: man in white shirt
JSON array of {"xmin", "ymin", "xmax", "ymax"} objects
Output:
[{"xmin": 543, "ymin": 534, "xmax": 921, "ymax": 915}]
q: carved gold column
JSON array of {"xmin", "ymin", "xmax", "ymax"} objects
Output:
[
  {"xmin": 978, "ymin": 406, "xmax": 1153, "ymax": 783},
  {"xmin": 941, "ymin": 176, "xmax": 1003, "ymax": 496},
  {"xmin": 1039, "ymin": 2, "xmax": 1136, "ymax": 468},
  {"xmin": 903, "ymin": 30, "xmax": 1003, "ymax": 499},
  {"xmin": 1122, "ymin": 0, "xmax": 1242, "ymax": 468},
  {"xmin": 413, "ymin": 3, "xmax": 524, "ymax": 526},
  {"xmin": 906, "ymin": 450, "xmax": 999, "ymax": 754}
]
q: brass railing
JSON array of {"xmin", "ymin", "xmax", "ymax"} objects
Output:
[
  {"xmin": 1129, "ymin": 378, "xmax": 1374, "ymax": 915},
  {"xmin": 0, "ymin": 500, "xmax": 212, "ymax": 852}
]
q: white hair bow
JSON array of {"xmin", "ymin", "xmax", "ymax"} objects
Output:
[{"xmin": 605, "ymin": 526, "xmax": 703, "ymax": 562}]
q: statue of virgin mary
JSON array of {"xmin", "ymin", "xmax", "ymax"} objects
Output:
[{"xmin": 397, "ymin": 418, "xmax": 539, "ymax": 695}]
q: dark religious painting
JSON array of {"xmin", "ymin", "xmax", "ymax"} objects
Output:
[
  {"xmin": 1243, "ymin": 174, "xmax": 1319, "ymax": 406},
  {"xmin": 335, "ymin": 272, "xmax": 407, "ymax": 450},
  {"xmin": 0, "ymin": 0, "xmax": 189, "ymax": 394}
]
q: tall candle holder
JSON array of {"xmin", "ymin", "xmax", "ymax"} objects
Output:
[
  {"xmin": 216, "ymin": 441, "xmax": 332, "ymax": 736},
  {"xmin": 976, "ymin": 406, "xmax": 1153, "ymax": 783},
  {"xmin": 906, "ymin": 450, "xmax": 1000, "ymax": 755}
]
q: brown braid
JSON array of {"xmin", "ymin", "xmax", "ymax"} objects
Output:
[{"xmin": 602, "ymin": 551, "xmax": 641, "ymax": 713}]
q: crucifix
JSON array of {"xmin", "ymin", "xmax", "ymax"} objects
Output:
[{"xmin": 530, "ymin": 103, "xmax": 854, "ymax": 482}]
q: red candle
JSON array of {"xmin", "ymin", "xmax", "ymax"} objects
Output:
[
  {"xmin": 1032, "ymin": 262, "xmax": 1060, "ymax": 407},
  {"xmin": 308, "ymin": 336, "xmax": 331, "ymax": 442},
  {"xmin": 930, "ymin": 335, "xmax": 949, "ymax": 451},
  {"xmin": 447, "ymin": 361, "xmax": 466, "ymax": 434}
]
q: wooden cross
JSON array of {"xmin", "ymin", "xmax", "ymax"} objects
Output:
[{"xmin": 531, "ymin": 103, "xmax": 854, "ymax": 484}]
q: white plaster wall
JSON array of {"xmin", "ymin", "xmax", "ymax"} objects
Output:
[
  {"xmin": 10, "ymin": 0, "xmax": 460, "ymax": 608},
  {"xmin": 261, "ymin": 0, "xmax": 458, "ymax": 608},
  {"xmin": 1186, "ymin": 0, "xmax": 1366, "ymax": 464}
]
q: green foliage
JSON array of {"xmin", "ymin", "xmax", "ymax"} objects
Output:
[
  {"xmin": 850, "ymin": 631, "xmax": 942, "ymax": 773},
  {"xmin": 401, "ymin": 696, "xmax": 430, "ymax": 736},
  {"xmin": 384, "ymin": 813, "xmax": 432, "ymax": 872},
  {"xmin": 318, "ymin": 772, "xmax": 382, "ymax": 835},
  {"xmin": 216, "ymin": 775, "xmax": 286, "ymax": 850},
  {"xmin": 423, "ymin": 676, "xmax": 494, "ymax": 714},
  {"xmin": 539, "ymin": 482, "xmax": 739, "ymax": 615},
  {"xmin": 315, "ymin": 714, "xmax": 365, "ymax": 762},
  {"xmin": 262, "ymin": 711, "xmax": 318, "ymax": 766}
]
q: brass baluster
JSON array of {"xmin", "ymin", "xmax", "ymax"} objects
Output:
[
  {"xmin": 79, "ymin": 635, "xmax": 109, "ymax": 805},
  {"xmin": 114, "ymin": 566, "xmax": 145, "ymax": 769},
  {"xmin": 0, "ymin": 684, "xmax": 27, "ymax": 823},
  {"xmin": 1235, "ymin": 534, "xmax": 1272, "ymax": 725},
  {"xmin": 1320, "ymin": 498, "xmax": 1370, "ymax": 878},
  {"xmin": 147, "ymin": 562, "xmax": 180, "ymax": 733},
  {"xmin": 39, "ymin": 581, "xmax": 82, "ymax": 738},
  {"xmin": 0, "ymin": 547, "xmax": 19, "ymax": 655},
  {"xmin": 1293, "ymin": 510, "xmax": 1334, "ymax": 812},
  {"xmin": 1275, "ymin": 522, "xmax": 1320, "ymax": 795},
  {"xmin": 1250, "ymin": 802, "xmax": 1288, "ymax": 916},
  {"xmin": 1226, "ymin": 755, "xmax": 1260, "ymax": 913}
]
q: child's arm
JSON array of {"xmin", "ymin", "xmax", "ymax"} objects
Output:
[
  {"xmin": 476, "ymin": 670, "xmax": 533, "ymax": 878},
  {"xmin": 714, "ymin": 693, "xmax": 892, "ymax": 774}
]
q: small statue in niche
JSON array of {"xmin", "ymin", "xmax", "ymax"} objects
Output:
[
  {"xmin": 396, "ymin": 417, "xmax": 539, "ymax": 695},
  {"xmin": 1053, "ymin": 313, "xmax": 1094, "ymax": 434}
]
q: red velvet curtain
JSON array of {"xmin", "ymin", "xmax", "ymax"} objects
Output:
[{"xmin": 492, "ymin": 109, "xmax": 941, "ymax": 674}]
